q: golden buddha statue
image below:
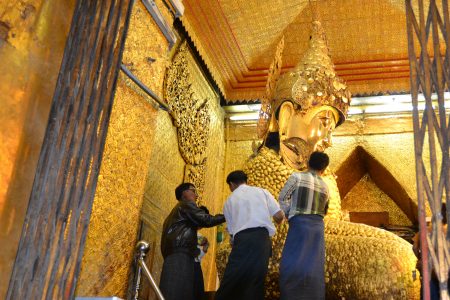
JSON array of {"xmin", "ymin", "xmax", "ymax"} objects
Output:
[{"xmin": 217, "ymin": 21, "xmax": 420, "ymax": 299}]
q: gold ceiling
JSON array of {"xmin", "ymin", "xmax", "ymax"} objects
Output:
[{"xmin": 181, "ymin": 0, "xmax": 436, "ymax": 103}]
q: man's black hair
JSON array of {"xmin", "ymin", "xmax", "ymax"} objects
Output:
[
  {"xmin": 308, "ymin": 151, "xmax": 330, "ymax": 172},
  {"xmin": 226, "ymin": 170, "xmax": 248, "ymax": 185},
  {"xmin": 175, "ymin": 182, "xmax": 195, "ymax": 201},
  {"xmin": 265, "ymin": 132, "xmax": 280, "ymax": 152}
]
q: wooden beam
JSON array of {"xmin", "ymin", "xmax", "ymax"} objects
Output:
[{"xmin": 6, "ymin": 0, "xmax": 134, "ymax": 299}]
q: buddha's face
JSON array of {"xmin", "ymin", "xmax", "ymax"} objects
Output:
[{"xmin": 277, "ymin": 102, "xmax": 339, "ymax": 170}]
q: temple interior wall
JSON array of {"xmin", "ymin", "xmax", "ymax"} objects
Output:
[
  {"xmin": 0, "ymin": 1, "xmax": 435, "ymax": 299},
  {"xmin": 0, "ymin": 0, "xmax": 226, "ymax": 297},
  {"xmin": 343, "ymin": 174, "xmax": 412, "ymax": 226}
]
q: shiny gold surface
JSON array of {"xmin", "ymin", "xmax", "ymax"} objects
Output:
[
  {"xmin": 217, "ymin": 145, "xmax": 419, "ymax": 299},
  {"xmin": 329, "ymin": 131, "xmax": 433, "ymax": 217},
  {"xmin": 76, "ymin": 1, "xmax": 169, "ymax": 296},
  {"xmin": 329, "ymin": 132, "xmax": 424, "ymax": 204},
  {"xmin": 279, "ymin": 105, "xmax": 339, "ymax": 169},
  {"xmin": 244, "ymin": 147, "xmax": 343, "ymax": 220},
  {"xmin": 273, "ymin": 21, "xmax": 351, "ymax": 121},
  {"xmin": 224, "ymin": 115, "xmax": 435, "ymax": 300},
  {"xmin": 257, "ymin": 36, "xmax": 284, "ymax": 139},
  {"xmin": 221, "ymin": 122, "xmax": 423, "ymax": 299},
  {"xmin": 165, "ymin": 42, "xmax": 211, "ymax": 203},
  {"xmin": 76, "ymin": 79, "xmax": 159, "ymax": 297},
  {"xmin": 0, "ymin": 1, "xmax": 75, "ymax": 298},
  {"xmin": 323, "ymin": 219, "xmax": 419, "ymax": 299},
  {"xmin": 343, "ymin": 174, "xmax": 413, "ymax": 226},
  {"xmin": 140, "ymin": 112, "xmax": 186, "ymax": 296},
  {"xmin": 192, "ymin": 52, "xmax": 227, "ymax": 290},
  {"xmin": 264, "ymin": 21, "xmax": 350, "ymax": 170},
  {"xmin": 121, "ymin": 0, "xmax": 170, "ymax": 98}
]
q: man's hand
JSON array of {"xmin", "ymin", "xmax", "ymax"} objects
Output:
[
  {"xmin": 273, "ymin": 210, "xmax": 286, "ymax": 224},
  {"xmin": 199, "ymin": 236, "xmax": 209, "ymax": 253}
]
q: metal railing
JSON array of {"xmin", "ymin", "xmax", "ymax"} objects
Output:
[
  {"xmin": 133, "ymin": 241, "xmax": 165, "ymax": 300},
  {"xmin": 406, "ymin": 1, "xmax": 450, "ymax": 299},
  {"xmin": 120, "ymin": 64, "xmax": 169, "ymax": 111}
]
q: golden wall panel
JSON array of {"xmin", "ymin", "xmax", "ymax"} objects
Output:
[
  {"xmin": 140, "ymin": 111, "xmax": 186, "ymax": 293},
  {"xmin": 343, "ymin": 174, "xmax": 413, "ymax": 226},
  {"xmin": 75, "ymin": 80, "xmax": 158, "ymax": 297},
  {"xmin": 223, "ymin": 140, "xmax": 255, "ymax": 202},
  {"xmin": 0, "ymin": 1, "xmax": 75, "ymax": 298},
  {"xmin": 121, "ymin": 0, "xmax": 171, "ymax": 99},
  {"xmin": 76, "ymin": 1, "xmax": 169, "ymax": 296},
  {"xmin": 328, "ymin": 132, "xmax": 423, "ymax": 207},
  {"xmin": 140, "ymin": 111, "xmax": 186, "ymax": 233},
  {"xmin": 227, "ymin": 122, "xmax": 259, "ymax": 141}
]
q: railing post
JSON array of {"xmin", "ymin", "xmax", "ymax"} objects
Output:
[
  {"xmin": 133, "ymin": 241, "xmax": 165, "ymax": 300},
  {"xmin": 133, "ymin": 241, "xmax": 149, "ymax": 300}
]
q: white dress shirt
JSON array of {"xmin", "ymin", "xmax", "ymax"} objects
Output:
[{"xmin": 223, "ymin": 184, "xmax": 281, "ymax": 237}]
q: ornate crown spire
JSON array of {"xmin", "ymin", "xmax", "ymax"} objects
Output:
[{"xmin": 273, "ymin": 20, "xmax": 351, "ymax": 126}]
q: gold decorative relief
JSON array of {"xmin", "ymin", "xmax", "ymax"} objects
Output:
[
  {"xmin": 257, "ymin": 36, "xmax": 284, "ymax": 139},
  {"xmin": 184, "ymin": 163, "xmax": 206, "ymax": 203},
  {"xmin": 164, "ymin": 42, "xmax": 210, "ymax": 203}
]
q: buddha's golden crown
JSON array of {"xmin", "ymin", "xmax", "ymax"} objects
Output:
[{"xmin": 273, "ymin": 21, "xmax": 351, "ymax": 126}]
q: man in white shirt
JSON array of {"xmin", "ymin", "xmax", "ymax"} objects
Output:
[{"xmin": 216, "ymin": 170, "xmax": 285, "ymax": 300}]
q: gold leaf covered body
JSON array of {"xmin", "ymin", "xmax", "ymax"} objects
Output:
[{"xmin": 216, "ymin": 147, "xmax": 419, "ymax": 299}]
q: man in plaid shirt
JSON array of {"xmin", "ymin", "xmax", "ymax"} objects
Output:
[{"xmin": 278, "ymin": 151, "xmax": 330, "ymax": 300}]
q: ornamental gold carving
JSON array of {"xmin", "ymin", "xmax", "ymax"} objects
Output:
[
  {"xmin": 257, "ymin": 36, "xmax": 285, "ymax": 139},
  {"xmin": 164, "ymin": 42, "xmax": 210, "ymax": 203}
]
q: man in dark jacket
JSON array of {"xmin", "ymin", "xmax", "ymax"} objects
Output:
[{"xmin": 159, "ymin": 182, "xmax": 225, "ymax": 300}]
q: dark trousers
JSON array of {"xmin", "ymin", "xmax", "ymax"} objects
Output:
[
  {"xmin": 159, "ymin": 252, "xmax": 203, "ymax": 300},
  {"xmin": 215, "ymin": 227, "xmax": 271, "ymax": 300},
  {"xmin": 422, "ymin": 274, "xmax": 441, "ymax": 300},
  {"xmin": 194, "ymin": 261, "xmax": 205, "ymax": 300}
]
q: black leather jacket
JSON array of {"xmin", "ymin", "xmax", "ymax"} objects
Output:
[{"xmin": 161, "ymin": 201, "xmax": 225, "ymax": 258}]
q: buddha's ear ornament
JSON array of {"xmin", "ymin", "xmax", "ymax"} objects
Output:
[{"xmin": 256, "ymin": 35, "xmax": 285, "ymax": 140}]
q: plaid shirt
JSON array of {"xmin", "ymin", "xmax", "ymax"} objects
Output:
[{"xmin": 278, "ymin": 171, "xmax": 329, "ymax": 219}]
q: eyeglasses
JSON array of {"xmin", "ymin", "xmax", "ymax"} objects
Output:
[{"xmin": 188, "ymin": 187, "xmax": 197, "ymax": 193}]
